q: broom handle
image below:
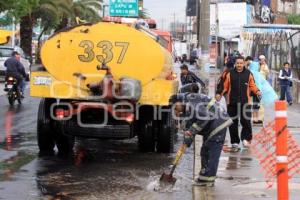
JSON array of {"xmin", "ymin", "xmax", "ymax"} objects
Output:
[{"xmin": 170, "ymin": 144, "xmax": 186, "ymax": 175}]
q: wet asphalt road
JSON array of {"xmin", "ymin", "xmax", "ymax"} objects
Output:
[
  {"xmin": 1, "ymin": 64, "xmax": 300, "ymax": 200},
  {"xmin": 0, "ymin": 90, "xmax": 195, "ymax": 200}
]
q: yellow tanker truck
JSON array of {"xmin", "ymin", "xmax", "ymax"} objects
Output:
[{"xmin": 30, "ymin": 22, "xmax": 178, "ymax": 154}]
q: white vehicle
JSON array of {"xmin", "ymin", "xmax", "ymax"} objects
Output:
[
  {"xmin": 173, "ymin": 41, "xmax": 187, "ymax": 58},
  {"xmin": 0, "ymin": 46, "xmax": 31, "ymax": 77}
]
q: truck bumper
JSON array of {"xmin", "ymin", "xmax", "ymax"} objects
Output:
[{"xmin": 64, "ymin": 120, "xmax": 132, "ymax": 139}]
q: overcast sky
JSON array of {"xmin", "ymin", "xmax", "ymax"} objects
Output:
[{"xmin": 144, "ymin": 0, "xmax": 186, "ymax": 30}]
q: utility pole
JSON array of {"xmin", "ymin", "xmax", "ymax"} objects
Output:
[
  {"xmin": 12, "ymin": 17, "xmax": 15, "ymax": 47},
  {"xmin": 102, "ymin": 5, "xmax": 109, "ymax": 18},
  {"xmin": 185, "ymin": 13, "xmax": 187, "ymax": 41},
  {"xmin": 173, "ymin": 13, "xmax": 176, "ymax": 40},
  {"xmin": 215, "ymin": 2, "xmax": 219, "ymax": 68},
  {"xmin": 196, "ymin": 0, "xmax": 200, "ymax": 46},
  {"xmin": 198, "ymin": 0, "xmax": 210, "ymax": 55},
  {"xmin": 197, "ymin": 0, "xmax": 210, "ymax": 71}
]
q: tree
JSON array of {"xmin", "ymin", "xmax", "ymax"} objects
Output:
[
  {"xmin": 35, "ymin": 1, "xmax": 72, "ymax": 63},
  {"xmin": 0, "ymin": 0, "xmax": 14, "ymax": 12},
  {"xmin": 72, "ymin": 0, "xmax": 102, "ymax": 24},
  {"xmin": 11, "ymin": 0, "xmax": 66, "ymax": 57},
  {"xmin": 2, "ymin": 0, "xmax": 102, "ymax": 58},
  {"xmin": 56, "ymin": 0, "xmax": 103, "ymax": 31},
  {"xmin": 0, "ymin": 0, "xmax": 15, "ymax": 26},
  {"xmin": 139, "ymin": 8, "xmax": 149, "ymax": 19}
]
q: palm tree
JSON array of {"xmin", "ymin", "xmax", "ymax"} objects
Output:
[
  {"xmin": 139, "ymin": 8, "xmax": 150, "ymax": 19},
  {"xmin": 35, "ymin": 1, "xmax": 72, "ymax": 63},
  {"xmin": 56, "ymin": 0, "xmax": 103, "ymax": 31},
  {"xmin": 18, "ymin": 0, "xmax": 72, "ymax": 58},
  {"xmin": 3, "ymin": 0, "xmax": 102, "ymax": 58},
  {"xmin": 72, "ymin": 0, "xmax": 102, "ymax": 24},
  {"xmin": 0, "ymin": 0, "xmax": 14, "ymax": 12}
]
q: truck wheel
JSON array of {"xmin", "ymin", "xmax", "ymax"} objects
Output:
[
  {"xmin": 54, "ymin": 122, "xmax": 74, "ymax": 155},
  {"xmin": 138, "ymin": 121, "xmax": 155, "ymax": 152},
  {"xmin": 37, "ymin": 98, "xmax": 55, "ymax": 153},
  {"xmin": 157, "ymin": 113, "xmax": 175, "ymax": 153}
]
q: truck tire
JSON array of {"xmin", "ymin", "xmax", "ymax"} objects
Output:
[
  {"xmin": 156, "ymin": 112, "xmax": 175, "ymax": 153},
  {"xmin": 138, "ymin": 121, "xmax": 155, "ymax": 152},
  {"xmin": 37, "ymin": 98, "xmax": 55, "ymax": 153}
]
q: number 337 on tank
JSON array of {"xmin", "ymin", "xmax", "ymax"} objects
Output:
[{"xmin": 78, "ymin": 40, "xmax": 129, "ymax": 64}]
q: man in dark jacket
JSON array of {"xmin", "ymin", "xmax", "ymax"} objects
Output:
[
  {"xmin": 180, "ymin": 64, "xmax": 205, "ymax": 87},
  {"xmin": 216, "ymin": 56, "xmax": 261, "ymax": 151},
  {"xmin": 279, "ymin": 62, "xmax": 293, "ymax": 105},
  {"xmin": 4, "ymin": 51, "xmax": 26, "ymax": 95},
  {"xmin": 172, "ymin": 92, "xmax": 232, "ymax": 186}
]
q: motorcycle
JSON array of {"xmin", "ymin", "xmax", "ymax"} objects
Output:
[{"xmin": 4, "ymin": 76, "xmax": 23, "ymax": 105}]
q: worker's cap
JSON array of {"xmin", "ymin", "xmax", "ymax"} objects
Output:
[
  {"xmin": 259, "ymin": 55, "xmax": 266, "ymax": 60},
  {"xmin": 180, "ymin": 64, "xmax": 188, "ymax": 70}
]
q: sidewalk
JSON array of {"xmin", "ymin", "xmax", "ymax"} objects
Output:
[{"xmin": 192, "ymin": 67, "xmax": 300, "ymax": 200}]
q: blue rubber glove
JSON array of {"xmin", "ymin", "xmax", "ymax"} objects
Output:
[{"xmin": 184, "ymin": 131, "xmax": 194, "ymax": 148}]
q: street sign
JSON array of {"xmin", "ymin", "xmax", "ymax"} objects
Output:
[{"xmin": 109, "ymin": 0, "xmax": 139, "ymax": 17}]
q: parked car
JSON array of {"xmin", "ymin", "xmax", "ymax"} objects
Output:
[{"xmin": 0, "ymin": 46, "xmax": 31, "ymax": 77}]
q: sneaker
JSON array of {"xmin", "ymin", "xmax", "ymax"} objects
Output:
[
  {"xmin": 242, "ymin": 140, "xmax": 251, "ymax": 148},
  {"xmin": 289, "ymin": 102, "xmax": 293, "ymax": 106},
  {"xmin": 194, "ymin": 178, "xmax": 215, "ymax": 187},
  {"xmin": 231, "ymin": 143, "xmax": 240, "ymax": 152}
]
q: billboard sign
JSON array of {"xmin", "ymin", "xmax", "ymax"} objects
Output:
[
  {"xmin": 186, "ymin": 0, "xmax": 197, "ymax": 16},
  {"xmin": 218, "ymin": 3, "xmax": 247, "ymax": 39},
  {"xmin": 109, "ymin": 0, "xmax": 139, "ymax": 17}
]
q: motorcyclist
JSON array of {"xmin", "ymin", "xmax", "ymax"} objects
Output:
[
  {"xmin": 171, "ymin": 90, "xmax": 232, "ymax": 186},
  {"xmin": 4, "ymin": 51, "xmax": 26, "ymax": 96}
]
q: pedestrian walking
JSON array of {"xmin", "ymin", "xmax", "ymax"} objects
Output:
[
  {"xmin": 279, "ymin": 62, "xmax": 293, "ymax": 105},
  {"xmin": 245, "ymin": 56, "xmax": 261, "ymax": 124},
  {"xmin": 180, "ymin": 64, "xmax": 205, "ymax": 87},
  {"xmin": 171, "ymin": 92, "xmax": 232, "ymax": 186},
  {"xmin": 259, "ymin": 55, "xmax": 270, "ymax": 80},
  {"xmin": 216, "ymin": 56, "xmax": 261, "ymax": 150},
  {"xmin": 190, "ymin": 47, "xmax": 198, "ymax": 65},
  {"xmin": 254, "ymin": 55, "xmax": 270, "ymax": 124}
]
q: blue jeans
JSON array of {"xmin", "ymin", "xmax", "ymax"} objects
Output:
[{"xmin": 280, "ymin": 85, "xmax": 292, "ymax": 103}]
